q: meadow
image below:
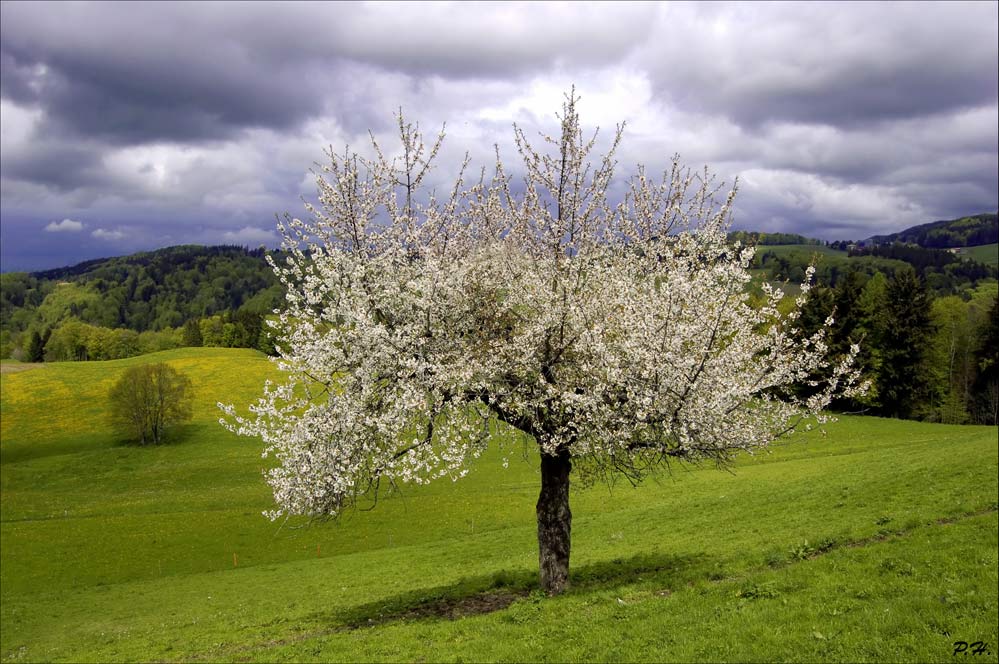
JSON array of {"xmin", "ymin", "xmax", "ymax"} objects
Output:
[
  {"xmin": 752, "ymin": 244, "xmax": 849, "ymax": 259},
  {"xmin": 964, "ymin": 244, "xmax": 999, "ymax": 267},
  {"xmin": 1, "ymin": 348, "xmax": 996, "ymax": 662},
  {"xmin": 755, "ymin": 242, "xmax": 999, "ymax": 268}
]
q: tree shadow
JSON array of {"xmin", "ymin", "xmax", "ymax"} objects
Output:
[
  {"xmin": 111, "ymin": 422, "xmax": 200, "ymax": 448},
  {"xmin": 166, "ymin": 422, "xmax": 200, "ymax": 445},
  {"xmin": 310, "ymin": 549, "xmax": 709, "ymax": 630}
]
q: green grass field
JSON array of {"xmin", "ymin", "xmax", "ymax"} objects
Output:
[
  {"xmin": 963, "ymin": 244, "xmax": 999, "ymax": 266},
  {"xmin": 1, "ymin": 348, "xmax": 996, "ymax": 662},
  {"xmin": 754, "ymin": 244, "xmax": 849, "ymax": 259}
]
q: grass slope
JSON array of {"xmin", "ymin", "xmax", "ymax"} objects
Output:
[
  {"xmin": 1, "ymin": 349, "xmax": 996, "ymax": 662},
  {"xmin": 754, "ymin": 244, "xmax": 849, "ymax": 259},
  {"xmin": 963, "ymin": 244, "xmax": 999, "ymax": 267}
]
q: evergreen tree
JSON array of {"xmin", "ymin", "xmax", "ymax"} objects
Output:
[
  {"xmin": 831, "ymin": 270, "xmax": 865, "ymax": 348},
  {"xmin": 25, "ymin": 329, "xmax": 45, "ymax": 363},
  {"xmin": 181, "ymin": 319, "xmax": 203, "ymax": 347},
  {"xmin": 877, "ymin": 267, "xmax": 934, "ymax": 419},
  {"xmin": 827, "ymin": 270, "xmax": 873, "ymax": 411}
]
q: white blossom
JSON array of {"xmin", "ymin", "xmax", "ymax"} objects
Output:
[{"xmin": 221, "ymin": 91, "xmax": 865, "ymax": 520}]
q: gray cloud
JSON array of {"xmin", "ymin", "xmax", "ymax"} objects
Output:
[
  {"xmin": 0, "ymin": 1, "xmax": 654, "ymax": 144},
  {"xmin": 1, "ymin": 1, "xmax": 996, "ymax": 271},
  {"xmin": 2, "ymin": 139, "xmax": 110, "ymax": 193},
  {"xmin": 0, "ymin": 20, "xmax": 323, "ymax": 143},
  {"xmin": 638, "ymin": 2, "xmax": 998, "ymax": 129}
]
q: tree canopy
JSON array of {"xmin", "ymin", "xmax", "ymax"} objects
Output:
[
  {"xmin": 110, "ymin": 363, "xmax": 193, "ymax": 445},
  {"xmin": 222, "ymin": 92, "xmax": 865, "ymax": 594}
]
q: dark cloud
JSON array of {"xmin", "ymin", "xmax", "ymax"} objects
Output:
[
  {"xmin": 1, "ymin": 140, "xmax": 108, "ymax": 192},
  {"xmin": 639, "ymin": 2, "xmax": 998, "ymax": 129},
  {"xmin": 0, "ymin": 15, "xmax": 325, "ymax": 143},
  {"xmin": 0, "ymin": 2, "xmax": 996, "ymax": 272},
  {"xmin": 0, "ymin": 2, "xmax": 654, "ymax": 144},
  {"xmin": 0, "ymin": 52, "xmax": 41, "ymax": 101}
]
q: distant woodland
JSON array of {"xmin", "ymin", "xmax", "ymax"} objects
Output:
[
  {"xmin": 1, "ymin": 245, "xmax": 284, "ymax": 362},
  {"xmin": 865, "ymin": 212, "xmax": 997, "ymax": 248},
  {"xmin": 2, "ymin": 214, "xmax": 997, "ymax": 425}
]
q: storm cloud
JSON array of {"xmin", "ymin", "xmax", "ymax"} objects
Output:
[{"xmin": 1, "ymin": 1, "xmax": 996, "ymax": 271}]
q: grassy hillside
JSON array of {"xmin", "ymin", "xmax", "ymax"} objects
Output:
[
  {"xmin": 964, "ymin": 243, "xmax": 999, "ymax": 267},
  {"xmin": 751, "ymin": 244, "xmax": 848, "ymax": 259},
  {"xmin": 1, "ymin": 349, "xmax": 996, "ymax": 662}
]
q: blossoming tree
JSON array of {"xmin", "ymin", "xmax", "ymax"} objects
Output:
[{"xmin": 221, "ymin": 92, "xmax": 864, "ymax": 595}]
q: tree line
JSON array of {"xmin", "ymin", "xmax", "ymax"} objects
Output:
[
  {"xmin": 793, "ymin": 266, "xmax": 997, "ymax": 425},
  {"xmin": 3, "ymin": 236, "xmax": 997, "ymax": 426},
  {"xmin": 756, "ymin": 244, "xmax": 997, "ymax": 297},
  {"xmin": 750, "ymin": 240, "xmax": 997, "ymax": 424},
  {"xmin": 19, "ymin": 310, "xmax": 278, "ymax": 363},
  {"xmin": 727, "ymin": 230, "xmax": 826, "ymax": 246}
]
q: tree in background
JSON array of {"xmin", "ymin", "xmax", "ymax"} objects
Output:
[
  {"xmin": 222, "ymin": 92, "xmax": 864, "ymax": 595},
  {"xmin": 927, "ymin": 296, "xmax": 976, "ymax": 423},
  {"xmin": 796, "ymin": 270, "xmax": 877, "ymax": 413},
  {"xmin": 109, "ymin": 363, "xmax": 192, "ymax": 445},
  {"xmin": 853, "ymin": 271, "xmax": 889, "ymax": 409},
  {"xmin": 972, "ymin": 297, "xmax": 999, "ymax": 424},
  {"xmin": 198, "ymin": 316, "xmax": 224, "ymax": 346},
  {"xmin": 875, "ymin": 267, "xmax": 934, "ymax": 419},
  {"xmin": 44, "ymin": 319, "xmax": 90, "ymax": 361},
  {"xmin": 924, "ymin": 289, "xmax": 995, "ymax": 424},
  {"xmin": 182, "ymin": 319, "xmax": 203, "ymax": 347},
  {"xmin": 25, "ymin": 329, "xmax": 45, "ymax": 363}
]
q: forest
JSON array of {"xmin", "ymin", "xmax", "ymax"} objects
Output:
[
  {"xmin": 2, "ymin": 215, "xmax": 997, "ymax": 425},
  {"xmin": 793, "ymin": 266, "xmax": 997, "ymax": 425},
  {"xmin": 1, "ymin": 245, "xmax": 283, "ymax": 361},
  {"xmin": 865, "ymin": 212, "xmax": 997, "ymax": 248},
  {"xmin": 744, "ymin": 215, "xmax": 997, "ymax": 425}
]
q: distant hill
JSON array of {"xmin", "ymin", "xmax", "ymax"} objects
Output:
[
  {"xmin": 1, "ymin": 245, "xmax": 284, "ymax": 358},
  {"xmin": 740, "ymin": 215, "xmax": 999, "ymax": 295},
  {"xmin": 865, "ymin": 213, "xmax": 998, "ymax": 248},
  {"xmin": 3, "ymin": 219, "xmax": 997, "ymax": 361}
]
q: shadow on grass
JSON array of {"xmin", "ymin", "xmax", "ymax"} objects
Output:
[
  {"xmin": 313, "ymin": 549, "xmax": 708, "ymax": 630},
  {"xmin": 111, "ymin": 422, "xmax": 201, "ymax": 448}
]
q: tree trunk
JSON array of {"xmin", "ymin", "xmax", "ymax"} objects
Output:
[{"xmin": 537, "ymin": 449, "xmax": 572, "ymax": 595}]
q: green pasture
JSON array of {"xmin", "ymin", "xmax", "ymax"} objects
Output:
[
  {"xmin": 963, "ymin": 244, "xmax": 999, "ymax": 266},
  {"xmin": 753, "ymin": 244, "xmax": 849, "ymax": 259},
  {"xmin": 1, "ymin": 348, "xmax": 996, "ymax": 662}
]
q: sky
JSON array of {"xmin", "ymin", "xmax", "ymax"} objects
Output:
[{"xmin": 1, "ymin": 1, "xmax": 997, "ymax": 272}]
